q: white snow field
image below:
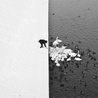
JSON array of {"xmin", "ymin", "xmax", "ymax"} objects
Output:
[{"xmin": 0, "ymin": 0, "xmax": 48, "ymax": 98}]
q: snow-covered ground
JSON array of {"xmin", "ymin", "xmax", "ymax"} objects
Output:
[{"xmin": 0, "ymin": 0, "xmax": 48, "ymax": 98}]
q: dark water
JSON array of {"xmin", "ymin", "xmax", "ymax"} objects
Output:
[{"xmin": 49, "ymin": 0, "xmax": 98, "ymax": 98}]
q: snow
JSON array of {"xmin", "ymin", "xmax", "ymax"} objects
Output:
[{"xmin": 0, "ymin": 0, "xmax": 48, "ymax": 98}]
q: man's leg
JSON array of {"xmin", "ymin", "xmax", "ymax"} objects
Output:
[
  {"xmin": 40, "ymin": 43, "xmax": 43, "ymax": 48},
  {"xmin": 44, "ymin": 43, "xmax": 46, "ymax": 47}
]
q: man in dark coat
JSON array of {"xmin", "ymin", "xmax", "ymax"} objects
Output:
[{"xmin": 38, "ymin": 39, "xmax": 47, "ymax": 48}]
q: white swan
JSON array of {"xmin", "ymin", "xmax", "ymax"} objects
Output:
[{"xmin": 52, "ymin": 37, "xmax": 62, "ymax": 46}]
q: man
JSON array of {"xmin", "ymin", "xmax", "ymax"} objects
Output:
[{"xmin": 38, "ymin": 39, "xmax": 47, "ymax": 48}]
